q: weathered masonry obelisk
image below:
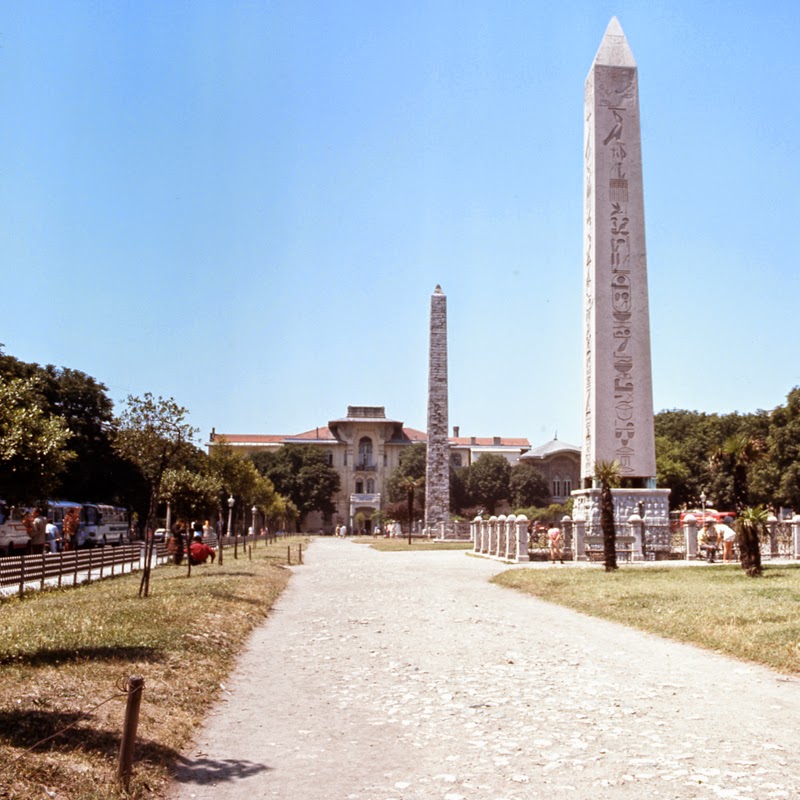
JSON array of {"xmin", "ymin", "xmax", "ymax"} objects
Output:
[
  {"xmin": 425, "ymin": 285, "xmax": 450, "ymax": 536},
  {"xmin": 572, "ymin": 18, "xmax": 670, "ymax": 554}
]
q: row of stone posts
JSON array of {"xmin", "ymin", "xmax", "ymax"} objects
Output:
[
  {"xmin": 683, "ymin": 512, "xmax": 800, "ymax": 559},
  {"xmin": 471, "ymin": 515, "xmax": 529, "ymax": 562}
]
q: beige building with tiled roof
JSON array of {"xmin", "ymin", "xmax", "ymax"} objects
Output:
[{"xmin": 208, "ymin": 406, "xmax": 531, "ymax": 533}]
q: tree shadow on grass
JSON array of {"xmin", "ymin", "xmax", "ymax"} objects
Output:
[
  {"xmin": 0, "ymin": 708, "xmax": 270, "ymax": 784},
  {"xmin": 0, "ymin": 645, "xmax": 162, "ymax": 667}
]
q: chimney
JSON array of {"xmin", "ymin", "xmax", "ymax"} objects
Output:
[
  {"xmin": 453, "ymin": 426, "xmax": 460, "ymax": 438},
  {"xmin": 470, "ymin": 436, "xmax": 476, "ymax": 446},
  {"xmin": 493, "ymin": 436, "xmax": 501, "ymax": 446}
]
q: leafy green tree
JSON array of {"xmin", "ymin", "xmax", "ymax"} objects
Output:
[
  {"xmin": 467, "ymin": 453, "xmax": 511, "ymax": 515},
  {"xmin": 449, "ymin": 465, "xmax": 472, "ymax": 515},
  {"xmin": 114, "ymin": 394, "xmax": 198, "ymax": 596},
  {"xmin": 509, "ymin": 462, "xmax": 550, "ymax": 508},
  {"xmin": 594, "ymin": 459, "xmax": 621, "ymax": 572},
  {"xmin": 161, "ymin": 466, "xmax": 223, "ymax": 522},
  {"xmin": 753, "ymin": 388, "xmax": 800, "ymax": 509},
  {"xmin": 0, "ymin": 375, "xmax": 74, "ymax": 503},
  {"xmin": 251, "ymin": 444, "xmax": 340, "ymax": 528}
]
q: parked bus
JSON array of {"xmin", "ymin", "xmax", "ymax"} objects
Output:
[
  {"xmin": 82, "ymin": 504, "xmax": 129, "ymax": 547},
  {"xmin": 0, "ymin": 501, "xmax": 32, "ymax": 556},
  {"xmin": 47, "ymin": 500, "xmax": 88, "ymax": 548}
]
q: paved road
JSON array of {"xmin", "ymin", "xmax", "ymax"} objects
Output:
[{"xmin": 169, "ymin": 538, "xmax": 800, "ymax": 799}]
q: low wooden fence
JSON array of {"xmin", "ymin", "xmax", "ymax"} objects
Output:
[{"xmin": 0, "ymin": 544, "xmax": 169, "ymax": 598}]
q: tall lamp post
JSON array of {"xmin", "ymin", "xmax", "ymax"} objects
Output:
[
  {"xmin": 228, "ymin": 495, "xmax": 238, "ymax": 560},
  {"xmin": 251, "ymin": 505, "xmax": 258, "ymax": 550},
  {"xmin": 700, "ymin": 491, "xmax": 707, "ymax": 526}
]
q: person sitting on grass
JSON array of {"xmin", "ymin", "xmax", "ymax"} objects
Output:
[{"xmin": 189, "ymin": 531, "xmax": 216, "ymax": 565}]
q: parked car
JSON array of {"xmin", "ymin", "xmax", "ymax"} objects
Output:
[{"xmin": 153, "ymin": 528, "xmax": 167, "ymax": 542}]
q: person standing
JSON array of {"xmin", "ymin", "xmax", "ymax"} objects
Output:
[
  {"xmin": 46, "ymin": 517, "xmax": 60, "ymax": 553},
  {"xmin": 30, "ymin": 508, "xmax": 48, "ymax": 555},
  {"xmin": 547, "ymin": 524, "xmax": 564, "ymax": 564},
  {"xmin": 63, "ymin": 507, "xmax": 80, "ymax": 551}
]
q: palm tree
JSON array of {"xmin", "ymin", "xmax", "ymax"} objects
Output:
[
  {"xmin": 594, "ymin": 460, "xmax": 621, "ymax": 572},
  {"xmin": 398, "ymin": 475, "xmax": 424, "ymax": 545},
  {"xmin": 716, "ymin": 433, "xmax": 763, "ymax": 512},
  {"xmin": 736, "ymin": 505, "xmax": 767, "ymax": 577}
]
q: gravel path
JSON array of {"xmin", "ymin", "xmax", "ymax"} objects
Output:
[{"xmin": 168, "ymin": 538, "xmax": 800, "ymax": 800}]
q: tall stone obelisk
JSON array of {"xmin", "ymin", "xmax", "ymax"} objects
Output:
[
  {"xmin": 425, "ymin": 285, "xmax": 450, "ymax": 535},
  {"xmin": 574, "ymin": 18, "xmax": 670, "ymax": 554},
  {"xmin": 581, "ymin": 16, "xmax": 656, "ymax": 486}
]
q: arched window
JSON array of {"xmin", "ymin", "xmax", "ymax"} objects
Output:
[
  {"xmin": 366, "ymin": 478, "xmax": 375, "ymax": 494},
  {"xmin": 355, "ymin": 480, "xmax": 364, "ymax": 494},
  {"xmin": 358, "ymin": 437, "xmax": 373, "ymax": 468},
  {"xmin": 563, "ymin": 477, "xmax": 572, "ymax": 496},
  {"xmin": 552, "ymin": 476, "xmax": 561, "ymax": 498}
]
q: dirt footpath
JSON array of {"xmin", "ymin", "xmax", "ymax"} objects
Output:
[{"xmin": 169, "ymin": 538, "xmax": 800, "ymax": 800}]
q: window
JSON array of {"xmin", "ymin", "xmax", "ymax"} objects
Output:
[
  {"xmin": 366, "ymin": 479, "xmax": 375, "ymax": 494},
  {"xmin": 552, "ymin": 476, "xmax": 561, "ymax": 497},
  {"xmin": 358, "ymin": 437, "xmax": 373, "ymax": 467},
  {"xmin": 327, "ymin": 452, "xmax": 334, "ymax": 466},
  {"xmin": 563, "ymin": 478, "xmax": 572, "ymax": 496},
  {"xmin": 450, "ymin": 453, "xmax": 463, "ymax": 467},
  {"xmin": 355, "ymin": 480, "xmax": 364, "ymax": 494}
]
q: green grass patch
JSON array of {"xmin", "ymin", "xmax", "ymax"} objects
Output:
[
  {"xmin": 0, "ymin": 537, "xmax": 308, "ymax": 799},
  {"xmin": 493, "ymin": 564, "xmax": 800, "ymax": 674},
  {"xmin": 351, "ymin": 537, "xmax": 473, "ymax": 552}
]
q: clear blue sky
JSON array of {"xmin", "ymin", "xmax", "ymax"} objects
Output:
[{"xmin": 3, "ymin": 1, "xmax": 799, "ymax": 448}]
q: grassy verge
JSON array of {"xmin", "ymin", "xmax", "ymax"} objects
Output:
[
  {"xmin": 493, "ymin": 563, "xmax": 800, "ymax": 674},
  {"xmin": 350, "ymin": 537, "xmax": 473, "ymax": 552},
  {"xmin": 0, "ymin": 536, "xmax": 308, "ymax": 800}
]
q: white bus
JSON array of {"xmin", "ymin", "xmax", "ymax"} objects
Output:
[{"xmin": 82, "ymin": 504, "xmax": 129, "ymax": 547}]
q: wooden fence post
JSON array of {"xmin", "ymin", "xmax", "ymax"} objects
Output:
[
  {"xmin": 40, "ymin": 552, "xmax": 46, "ymax": 590},
  {"xmin": 18, "ymin": 555, "xmax": 25, "ymax": 599},
  {"xmin": 299, "ymin": 543, "xmax": 303, "ymax": 564},
  {"xmin": 117, "ymin": 675, "xmax": 145, "ymax": 791},
  {"xmin": 287, "ymin": 545, "xmax": 291, "ymax": 566}
]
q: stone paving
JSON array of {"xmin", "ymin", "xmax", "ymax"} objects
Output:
[{"xmin": 169, "ymin": 538, "xmax": 800, "ymax": 800}]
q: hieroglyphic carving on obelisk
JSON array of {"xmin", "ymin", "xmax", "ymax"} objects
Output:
[
  {"xmin": 425, "ymin": 285, "xmax": 450, "ymax": 530},
  {"xmin": 582, "ymin": 17, "xmax": 656, "ymax": 486}
]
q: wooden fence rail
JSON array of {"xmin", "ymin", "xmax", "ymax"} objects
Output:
[{"xmin": 0, "ymin": 544, "xmax": 169, "ymax": 598}]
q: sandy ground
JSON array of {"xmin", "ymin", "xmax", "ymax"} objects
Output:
[{"xmin": 168, "ymin": 538, "xmax": 800, "ymax": 800}]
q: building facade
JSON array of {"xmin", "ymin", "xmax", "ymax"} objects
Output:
[{"xmin": 208, "ymin": 406, "xmax": 535, "ymax": 533}]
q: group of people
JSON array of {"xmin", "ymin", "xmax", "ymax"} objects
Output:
[
  {"xmin": 167, "ymin": 520, "xmax": 217, "ymax": 565},
  {"xmin": 21, "ymin": 506, "xmax": 81, "ymax": 554},
  {"xmin": 698, "ymin": 517, "xmax": 737, "ymax": 563}
]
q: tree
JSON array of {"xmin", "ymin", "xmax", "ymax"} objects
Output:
[
  {"xmin": 251, "ymin": 444, "xmax": 340, "ymax": 528},
  {"xmin": 0, "ymin": 375, "xmax": 74, "ymax": 503},
  {"xmin": 713, "ymin": 433, "xmax": 764, "ymax": 512},
  {"xmin": 736, "ymin": 505, "xmax": 767, "ymax": 577},
  {"xmin": 595, "ymin": 459, "xmax": 621, "ymax": 572},
  {"xmin": 467, "ymin": 454, "xmax": 511, "ymax": 515},
  {"xmin": 114, "ymin": 394, "xmax": 198, "ymax": 597},
  {"xmin": 509, "ymin": 462, "xmax": 550, "ymax": 508}
]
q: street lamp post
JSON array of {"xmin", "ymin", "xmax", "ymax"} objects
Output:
[
  {"xmin": 700, "ymin": 491, "xmax": 707, "ymax": 526},
  {"xmin": 228, "ymin": 495, "xmax": 237, "ymax": 560},
  {"xmin": 251, "ymin": 505, "xmax": 258, "ymax": 550}
]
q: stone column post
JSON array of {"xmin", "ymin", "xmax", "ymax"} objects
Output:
[
  {"xmin": 505, "ymin": 515, "xmax": 516, "ymax": 560},
  {"xmin": 767, "ymin": 514, "xmax": 779, "ymax": 559},
  {"xmin": 629, "ymin": 513, "xmax": 643, "ymax": 560},
  {"xmin": 792, "ymin": 515, "xmax": 800, "ymax": 560},
  {"xmin": 514, "ymin": 515, "xmax": 529, "ymax": 563},
  {"xmin": 684, "ymin": 513, "xmax": 697, "ymax": 560},
  {"xmin": 495, "ymin": 515, "xmax": 506, "ymax": 558},
  {"xmin": 488, "ymin": 516, "xmax": 497, "ymax": 557},
  {"xmin": 471, "ymin": 516, "xmax": 481, "ymax": 552},
  {"xmin": 573, "ymin": 516, "xmax": 586, "ymax": 561}
]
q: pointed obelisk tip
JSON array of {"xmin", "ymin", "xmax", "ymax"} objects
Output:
[
  {"xmin": 593, "ymin": 15, "xmax": 636, "ymax": 68},
  {"xmin": 434, "ymin": 284, "xmax": 443, "ymax": 294}
]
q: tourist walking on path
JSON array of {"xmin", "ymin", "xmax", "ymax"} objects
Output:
[{"xmin": 169, "ymin": 539, "xmax": 800, "ymax": 800}]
